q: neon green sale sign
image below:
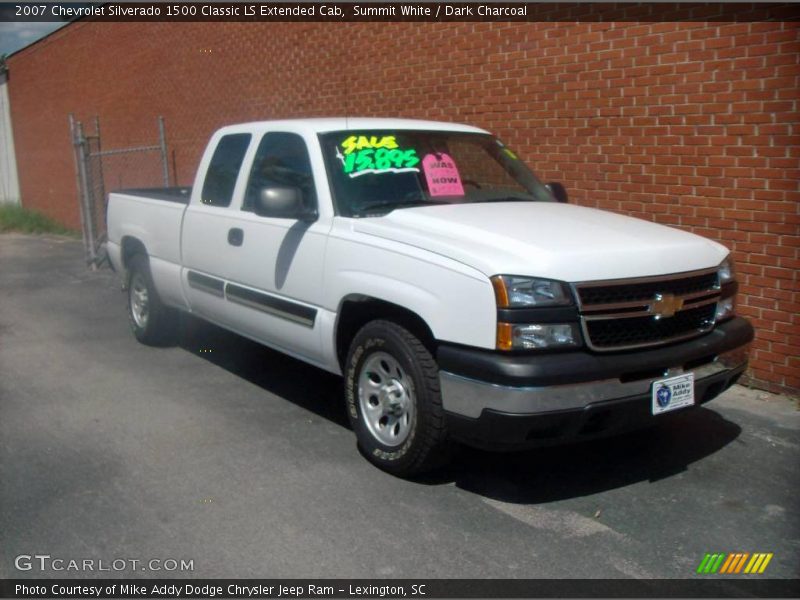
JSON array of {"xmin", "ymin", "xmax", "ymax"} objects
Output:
[{"xmin": 337, "ymin": 135, "xmax": 420, "ymax": 178}]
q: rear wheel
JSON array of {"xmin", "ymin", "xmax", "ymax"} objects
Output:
[
  {"xmin": 345, "ymin": 320, "xmax": 450, "ymax": 477},
  {"xmin": 126, "ymin": 254, "xmax": 177, "ymax": 346}
]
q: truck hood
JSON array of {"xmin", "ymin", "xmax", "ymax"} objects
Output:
[{"xmin": 352, "ymin": 202, "xmax": 728, "ymax": 282}]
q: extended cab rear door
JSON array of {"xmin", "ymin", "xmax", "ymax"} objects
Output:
[{"xmin": 180, "ymin": 127, "xmax": 330, "ymax": 367}]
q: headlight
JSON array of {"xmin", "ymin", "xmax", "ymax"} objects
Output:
[
  {"xmin": 497, "ymin": 322, "xmax": 581, "ymax": 351},
  {"xmin": 718, "ymin": 257, "xmax": 736, "ymax": 285},
  {"xmin": 491, "ymin": 275, "xmax": 572, "ymax": 308}
]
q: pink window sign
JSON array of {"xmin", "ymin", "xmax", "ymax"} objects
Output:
[{"xmin": 422, "ymin": 153, "xmax": 465, "ymax": 197}]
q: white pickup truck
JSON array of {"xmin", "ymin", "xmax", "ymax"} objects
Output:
[{"xmin": 107, "ymin": 118, "xmax": 753, "ymax": 476}]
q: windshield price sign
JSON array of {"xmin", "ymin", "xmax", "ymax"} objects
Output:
[{"xmin": 336, "ymin": 135, "xmax": 420, "ymax": 178}]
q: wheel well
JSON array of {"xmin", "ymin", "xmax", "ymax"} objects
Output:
[
  {"xmin": 336, "ymin": 297, "xmax": 436, "ymax": 369},
  {"xmin": 120, "ymin": 237, "xmax": 148, "ymax": 270}
]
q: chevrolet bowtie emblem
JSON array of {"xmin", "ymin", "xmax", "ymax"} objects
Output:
[{"xmin": 649, "ymin": 293, "xmax": 684, "ymax": 319}]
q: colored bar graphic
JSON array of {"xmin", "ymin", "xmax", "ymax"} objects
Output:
[
  {"xmin": 721, "ymin": 553, "xmax": 738, "ymax": 574},
  {"xmin": 758, "ymin": 553, "xmax": 773, "ymax": 573},
  {"xmin": 720, "ymin": 554, "xmax": 736, "ymax": 574},
  {"xmin": 698, "ymin": 552, "xmax": 773, "ymax": 575},
  {"xmin": 745, "ymin": 554, "xmax": 761, "ymax": 574},
  {"xmin": 728, "ymin": 553, "xmax": 740, "ymax": 573},
  {"xmin": 703, "ymin": 554, "xmax": 719, "ymax": 574},
  {"xmin": 721, "ymin": 554, "xmax": 733, "ymax": 573},
  {"xmin": 711, "ymin": 554, "xmax": 725, "ymax": 573},
  {"xmin": 697, "ymin": 554, "xmax": 727, "ymax": 574},
  {"xmin": 697, "ymin": 554, "xmax": 712, "ymax": 574},
  {"xmin": 735, "ymin": 553, "xmax": 750, "ymax": 573}
]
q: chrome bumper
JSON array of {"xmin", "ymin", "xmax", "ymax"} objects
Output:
[{"xmin": 440, "ymin": 346, "xmax": 749, "ymax": 419}]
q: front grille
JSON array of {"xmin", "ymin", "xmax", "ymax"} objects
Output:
[
  {"xmin": 578, "ymin": 271, "xmax": 719, "ymax": 307},
  {"xmin": 585, "ymin": 303, "xmax": 716, "ymax": 350},
  {"xmin": 575, "ymin": 268, "xmax": 721, "ymax": 351}
]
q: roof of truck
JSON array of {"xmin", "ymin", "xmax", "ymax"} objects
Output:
[{"xmin": 218, "ymin": 118, "xmax": 490, "ymax": 136}]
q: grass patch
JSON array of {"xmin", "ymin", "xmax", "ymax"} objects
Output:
[{"xmin": 0, "ymin": 204, "xmax": 76, "ymax": 235}]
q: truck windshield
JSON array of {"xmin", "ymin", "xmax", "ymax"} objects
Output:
[{"xmin": 319, "ymin": 130, "xmax": 556, "ymax": 217}]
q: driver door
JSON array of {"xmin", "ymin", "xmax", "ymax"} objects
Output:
[{"xmin": 213, "ymin": 131, "xmax": 329, "ymax": 364}]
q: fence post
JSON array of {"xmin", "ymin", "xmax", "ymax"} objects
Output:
[
  {"xmin": 69, "ymin": 114, "xmax": 92, "ymax": 265},
  {"xmin": 75, "ymin": 121, "xmax": 97, "ymax": 266},
  {"xmin": 93, "ymin": 115, "xmax": 106, "ymax": 222},
  {"xmin": 158, "ymin": 116, "xmax": 169, "ymax": 187}
]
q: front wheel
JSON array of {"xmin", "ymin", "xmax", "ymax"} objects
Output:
[{"xmin": 345, "ymin": 320, "xmax": 450, "ymax": 477}]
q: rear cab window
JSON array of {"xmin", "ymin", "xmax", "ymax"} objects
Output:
[{"xmin": 201, "ymin": 133, "xmax": 252, "ymax": 207}]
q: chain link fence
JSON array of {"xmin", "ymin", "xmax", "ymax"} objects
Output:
[{"xmin": 70, "ymin": 115, "xmax": 169, "ymax": 268}]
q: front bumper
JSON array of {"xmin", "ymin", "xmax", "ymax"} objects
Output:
[{"xmin": 438, "ymin": 317, "xmax": 753, "ymax": 450}]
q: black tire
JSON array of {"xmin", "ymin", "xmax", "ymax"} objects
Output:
[
  {"xmin": 344, "ymin": 320, "xmax": 450, "ymax": 477},
  {"xmin": 126, "ymin": 254, "xmax": 177, "ymax": 346}
]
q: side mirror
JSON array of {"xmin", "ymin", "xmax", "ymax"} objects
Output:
[
  {"xmin": 546, "ymin": 182, "xmax": 568, "ymax": 203},
  {"xmin": 254, "ymin": 186, "xmax": 317, "ymax": 221}
]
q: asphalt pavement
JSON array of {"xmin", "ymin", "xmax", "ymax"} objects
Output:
[{"xmin": 1, "ymin": 233, "xmax": 798, "ymax": 581}]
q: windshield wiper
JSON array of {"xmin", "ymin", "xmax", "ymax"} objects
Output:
[
  {"xmin": 356, "ymin": 200, "xmax": 435, "ymax": 217},
  {"xmin": 479, "ymin": 196, "xmax": 535, "ymax": 203}
]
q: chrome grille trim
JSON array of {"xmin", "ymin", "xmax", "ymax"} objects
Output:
[
  {"xmin": 582, "ymin": 296, "xmax": 719, "ymax": 322},
  {"xmin": 580, "ymin": 288, "xmax": 720, "ymax": 314},
  {"xmin": 573, "ymin": 268, "xmax": 722, "ymax": 352}
]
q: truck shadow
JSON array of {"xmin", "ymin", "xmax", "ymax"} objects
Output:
[
  {"xmin": 177, "ymin": 315, "xmax": 742, "ymax": 504},
  {"xmin": 177, "ymin": 314, "xmax": 349, "ymax": 428},
  {"xmin": 428, "ymin": 410, "xmax": 742, "ymax": 503}
]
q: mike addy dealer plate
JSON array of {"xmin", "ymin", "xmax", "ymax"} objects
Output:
[{"xmin": 651, "ymin": 372, "xmax": 695, "ymax": 415}]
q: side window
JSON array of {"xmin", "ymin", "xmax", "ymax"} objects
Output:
[
  {"xmin": 201, "ymin": 133, "xmax": 251, "ymax": 207},
  {"xmin": 243, "ymin": 132, "xmax": 317, "ymax": 212}
]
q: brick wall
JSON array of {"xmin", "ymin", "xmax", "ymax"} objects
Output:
[{"xmin": 7, "ymin": 13, "xmax": 799, "ymax": 393}]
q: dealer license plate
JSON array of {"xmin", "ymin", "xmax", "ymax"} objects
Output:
[{"xmin": 651, "ymin": 372, "xmax": 695, "ymax": 415}]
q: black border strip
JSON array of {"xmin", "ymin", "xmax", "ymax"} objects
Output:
[
  {"xmin": 497, "ymin": 306, "xmax": 579, "ymax": 324},
  {"xmin": 225, "ymin": 283, "xmax": 317, "ymax": 327},
  {"xmin": 3, "ymin": 2, "xmax": 800, "ymax": 25},
  {"xmin": 187, "ymin": 271, "xmax": 225, "ymax": 298},
  {"xmin": 1, "ymin": 578, "xmax": 798, "ymax": 598}
]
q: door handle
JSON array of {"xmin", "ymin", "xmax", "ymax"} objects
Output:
[{"xmin": 228, "ymin": 228, "xmax": 244, "ymax": 247}]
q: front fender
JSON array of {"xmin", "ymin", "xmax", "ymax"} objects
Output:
[{"xmin": 325, "ymin": 235, "xmax": 497, "ymax": 349}]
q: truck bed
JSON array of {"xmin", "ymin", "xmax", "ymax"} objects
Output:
[
  {"xmin": 106, "ymin": 188, "xmax": 188, "ymax": 272},
  {"xmin": 115, "ymin": 187, "xmax": 192, "ymax": 204}
]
